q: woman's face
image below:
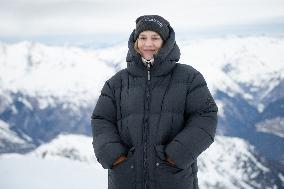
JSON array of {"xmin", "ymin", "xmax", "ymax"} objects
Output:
[{"xmin": 137, "ymin": 30, "xmax": 163, "ymax": 60}]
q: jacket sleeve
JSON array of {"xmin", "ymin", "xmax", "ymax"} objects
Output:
[
  {"xmin": 165, "ymin": 72, "xmax": 218, "ymax": 170},
  {"xmin": 91, "ymin": 80, "xmax": 128, "ymax": 169}
]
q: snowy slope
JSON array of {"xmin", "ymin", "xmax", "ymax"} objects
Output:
[
  {"xmin": 198, "ymin": 136, "xmax": 279, "ymax": 189},
  {"xmin": 0, "ymin": 134, "xmax": 107, "ymax": 189},
  {"xmin": 0, "ymin": 153, "xmax": 107, "ymax": 189},
  {"xmin": 31, "ymin": 134, "xmax": 95, "ymax": 163},
  {"xmin": 0, "ymin": 134, "xmax": 281, "ymax": 189},
  {"xmin": 0, "ymin": 119, "xmax": 35, "ymax": 153},
  {"xmin": 0, "ymin": 120, "xmax": 26, "ymax": 146},
  {"xmin": 255, "ymin": 117, "xmax": 284, "ymax": 138}
]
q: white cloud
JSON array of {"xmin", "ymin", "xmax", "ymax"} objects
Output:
[{"xmin": 0, "ymin": 0, "xmax": 283, "ymax": 37}]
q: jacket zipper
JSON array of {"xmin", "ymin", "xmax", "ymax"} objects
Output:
[
  {"xmin": 143, "ymin": 61, "xmax": 151, "ymax": 189},
  {"xmin": 147, "ymin": 61, "xmax": 151, "ymax": 81}
]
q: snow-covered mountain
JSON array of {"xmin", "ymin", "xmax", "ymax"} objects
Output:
[
  {"xmin": 0, "ymin": 134, "xmax": 282, "ymax": 189},
  {"xmin": 1, "ymin": 37, "xmax": 283, "ymax": 108},
  {"xmin": 31, "ymin": 134, "xmax": 95, "ymax": 163},
  {"xmin": 0, "ymin": 35, "xmax": 284, "ymax": 188},
  {"xmin": 0, "ymin": 119, "xmax": 35, "ymax": 153},
  {"xmin": 198, "ymin": 136, "xmax": 282, "ymax": 189},
  {"xmin": 0, "ymin": 41, "xmax": 119, "ymax": 106},
  {"xmin": 179, "ymin": 36, "xmax": 284, "ymax": 109}
]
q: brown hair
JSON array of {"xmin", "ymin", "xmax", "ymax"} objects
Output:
[{"xmin": 134, "ymin": 39, "xmax": 140, "ymax": 53}]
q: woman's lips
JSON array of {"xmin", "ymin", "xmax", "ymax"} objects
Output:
[{"xmin": 143, "ymin": 50, "xmax": 155, "ymax": 52}]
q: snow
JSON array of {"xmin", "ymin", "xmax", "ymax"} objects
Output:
[
  {"xmin": 279, "ymin": 173, "xmax": 284, "ymax": 183},
  {"xmin": 0, "ymin": 120, "xmax": 26, "ymax": 146},
  {"xmin": 18, "ymin": 96, "xmax": 33, "ymax": 110},
  {"xmin": 198, "ymin": 136, "xmax": 270, "ymax": 189},
  {"xmin": 214, "ymin": 100, "xmax": 225, "ymax": 118},
  {"xmin": 0, "ymin": 134, "xmax": 274, "ymax": 189},
  {"xmin": 30, "ymin": 134, "xmax": 95, "ymax": 163},
  {"xmin": 179, "ymin": 36, "xmax": 284, "ymax": 96},
  {"xmin": 0, "ymin": 153, "xmax": 107, "ymax": 189},
  {"xmin": 0, "ymin": 41, "xmax": 117, "ymax": 109},
  {"xmin": 0, "ymin": 133, "xmax": 107, "ymax": 189},
  {"xmin": 255, "ymin": 117, "xmax": 284, "ymax": 138}
]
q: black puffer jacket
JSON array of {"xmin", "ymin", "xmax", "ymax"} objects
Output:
[{"xmin": 91, "ymin": 25, "xmax": 218, "ymax": 189}]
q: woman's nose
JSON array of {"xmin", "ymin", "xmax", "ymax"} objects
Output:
[{"xmin": 144, "ymin": 39, "xmax": 153, "ymax": 46}]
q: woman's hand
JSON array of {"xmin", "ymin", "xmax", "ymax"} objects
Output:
[
  {"xmin": 165, "ymin": 155, "xmax": 176, "ymax": 165},
  {"xmin": 112, "ymin": 155, "xmax": 127, "ymax": 167}
]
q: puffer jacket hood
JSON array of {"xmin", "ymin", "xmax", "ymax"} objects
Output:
[{"xmin": 126, "ymin": 25, "xmax": 180, "ymax": 77}]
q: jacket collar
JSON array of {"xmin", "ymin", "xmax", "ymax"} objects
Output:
[
  {"xmin": 126, "ymin": 25, "xmax": 180, "ymax": 77},
  {"xmin": 141, "ymin": 57, "xmax": 154, "ymax": 67}
]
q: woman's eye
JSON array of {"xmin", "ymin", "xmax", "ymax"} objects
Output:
[{"xmin": 152, "ymin": 38, "xmax": 160, "ymax": 40}]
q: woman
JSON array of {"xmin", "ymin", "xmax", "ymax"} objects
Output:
[{"xmin": 91, "ymin": 15, "xmax": 218, "ymax": 189}]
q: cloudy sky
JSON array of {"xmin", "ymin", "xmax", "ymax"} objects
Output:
[{"xmin": 1, "ymin": 0, "xmax": 283, "ymax": 44}]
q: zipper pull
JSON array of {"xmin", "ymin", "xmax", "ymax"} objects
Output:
[{"xmin": 146, "ymin": 61, "xmax": 151, "ymax": 81}]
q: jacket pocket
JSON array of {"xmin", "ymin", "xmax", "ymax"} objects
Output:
[
  {"xmin": 154, "ymin": 144, "xmax": 193, "ymax": 189},
  {"xmin": 109, "ymin": 147, "xmax": 136, "ymax": 189}
]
